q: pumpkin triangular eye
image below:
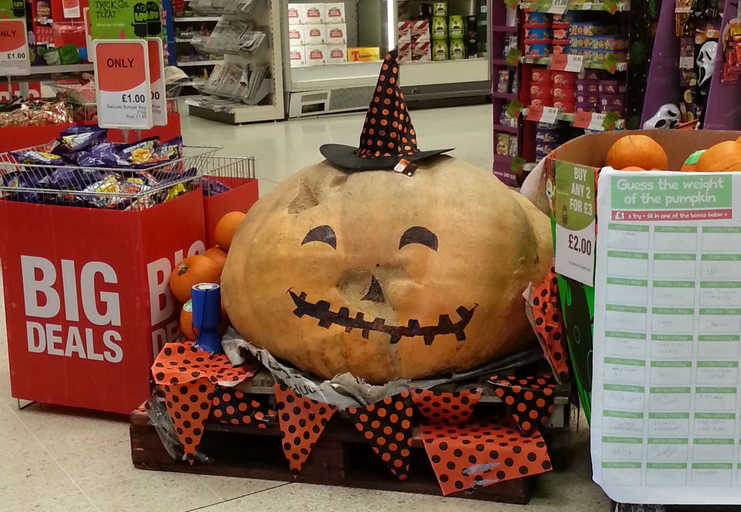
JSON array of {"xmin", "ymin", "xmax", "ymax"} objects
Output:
[
  {"xmin": 399, "ymin": 226, "xmax": 438, "ymax": 251},
  {"xmin": 302, "ymin": 225, "xmax": 336, "ymax": 249}
]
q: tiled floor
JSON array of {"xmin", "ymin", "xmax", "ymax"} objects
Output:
[{"xmin": 0, "ymin": 104, "xmax": 609, "ymax": 511}]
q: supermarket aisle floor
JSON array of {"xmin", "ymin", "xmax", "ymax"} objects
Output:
[{"xmin": 0, "ymin": 104, "xmax": 609, "ymax": 512}]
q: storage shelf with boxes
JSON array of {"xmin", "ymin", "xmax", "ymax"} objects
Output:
[{"xmin": 288, "ymin": 3, "xmax": 349, "ymax": 67}]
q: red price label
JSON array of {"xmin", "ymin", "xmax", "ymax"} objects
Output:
[
  {"xmin": 573, "ymin": 111, "xmax": 592, "ymax": 129},
  {"xmin": 549, "ymin": 53, "xmax": 584, "ymax": 72},
  {"xmin": 550, "ymin": 53, "xmax": 568, "ymax": 71}
]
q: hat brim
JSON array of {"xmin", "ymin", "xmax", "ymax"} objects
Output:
[{"xmin": 319, "ymin": 144, "xmax": 453, "ymax": 171}]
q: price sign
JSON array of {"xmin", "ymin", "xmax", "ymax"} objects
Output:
[
  {"xmin": 528, "ymin": 104, "xmax": 559, "ymax": 124},
  {"xmin": 550, "ymin": 160, "xmax": 597, "ymax": 286},
  {"xmin": 550, "ymin": 53, "xmax": 584, "ymax": 72},
  {"xmin": 547, "ymin": 0, "xmax": 568, "ymax": 14},
  {"xmin": 147, "ymin": 38, "xmax": 167, "ymax": 126},
  {"xmin": 573, "ymin": 111, "xmax": 607, "ymax": 131},
  {"xmin": 93, "ymin": 40, "xmax": 153, "ymax": 129},
  {"xmin": 0, "ymin": 19, "xmax": 29, "ymax": 76}
]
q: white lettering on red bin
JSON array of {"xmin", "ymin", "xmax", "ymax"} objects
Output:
[{"xmin": 21, "ymin": 255, "xmax": 124, "ymax": 363}]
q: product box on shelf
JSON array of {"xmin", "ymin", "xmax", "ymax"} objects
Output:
[
  {"xmin": 348, "ymin": 47, "xmax": 380, "ymax": 61},
  {"xmin": 304, "ymin": 24, "xmax": 326, "ymax": 45},
  {"xmin": 325, "ymin": 23, "xmax": 347, "ymax": 45},
  {"xmin": 398, "ymin": 21, "xmax": 412, "ymax": 44},
  {"xmin": 412, "ymin": 20, "xmax": 430, "ymax": 42},
  {"xmin": 301, "ymin": 3, "xmax": 325, "ymax": 24},
  {"xmin": 306, "ymin": 45, "xmax": 326, "ymax": 65},
  {"xmin": 324, "ymin": 2, "xmax": 345, "ymax": 23},
  {"xmin": 289, "ymin": 46, "xmax": 306, "ymax": 66},
  {"xmin": 326, "ymin": 44, "xmax": 347, "ymax": 64},
  {"xmin": 414, "ymin": 41, "xmax": 432, "ymax": 62},
  {"xmin": 287, "ymin": 4, "xmax": 301, "ymax": 24},
  {"xmin": 288, "ymin": 25, "xmax": 305, "ymax": 46}
]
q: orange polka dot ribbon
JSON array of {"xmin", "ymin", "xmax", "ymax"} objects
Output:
[
  {"xmin": 274, "ymin": 383, "xmax": 336, "ymax": 475},
  {"xmin": 531, "ymin": 265, "xmax": 569, "ymax": 381},
  {"xmin": 488, "ymin": 376, "xmax": 555, "ymax": 436},
  {"xmin": 421, "ymin": 423, "xmax": 552, "ymax": 496},
  {"xmin": 152, "ymin": 341, "xmax": 260, "ymax": 463},
  {"xmin": 211, "ymin": 388, "xmax": 275, "ymax": 429},
  {"xmin": 356, "ymin": 50, "xmax": 420, "ymax": 160},
  {"xmin": 346, "ymin": 392, "xmax": 415, "ymax": 480},
  {"xmin": 410, "ymin": 388, "xmax": 482, "ymax": 425}
]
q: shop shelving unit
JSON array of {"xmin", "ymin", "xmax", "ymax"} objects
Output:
[{"xmin": 185, "ymin": 0, "xmax": 285, "ymax": 123}]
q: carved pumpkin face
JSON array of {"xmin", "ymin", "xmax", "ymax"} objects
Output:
[{"xmin": 222, "ymin": 157, "xmax": 553, "ymax": 384}]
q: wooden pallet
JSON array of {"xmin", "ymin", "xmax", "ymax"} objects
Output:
[
  {"xmin": 130, "ymin": 373, "xmax": 570, "ymax": 504},
  {"xmin": 131, "ymin": 405, "xmax": 536, "ymax": 503}
]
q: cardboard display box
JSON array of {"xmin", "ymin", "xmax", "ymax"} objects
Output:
[{"xmin": 543, "ymin": 129, "xmax": 741, "ymax": 422}]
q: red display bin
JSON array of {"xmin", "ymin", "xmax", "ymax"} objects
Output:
[{"xmin": 0, "ymin": 191, "xmax": 207, "ymax": 414}]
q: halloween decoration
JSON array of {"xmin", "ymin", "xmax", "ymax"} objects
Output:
[
  {"xmin": 696, "ymin": 140, "xmax": 741, "ymax": 172},
  {"xmin": 214, "ymin": 211, "xmax": 246, "ymax": 250},
  {"xmin": 605, "ymin": 134, "xmax": 668, "ymax": 170},
  {"xmin": 642, "ymin": 103, "xmax": 681, "ymax": 129},
  {"xmin": 411, "ymin": 388, "xmax": 482, "ymax": 425},
  {"xmin": 222, "ymin": 52, "xmax": 552, "ymax": 384},
  {"xmin": 488, "ymin": 376, "xmax": 555, "ymax": 435},
  {"xmin": 169, "ymin": 255, "xmax": 221, "ymax": 303},
  {"xmin": 319, "ymin": 51, "xmax": 452, "ymax": 171}
]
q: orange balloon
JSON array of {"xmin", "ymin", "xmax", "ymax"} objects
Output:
[{"xmin": 620, "ymin": 166, "xmax": 645, "ymax": 172}]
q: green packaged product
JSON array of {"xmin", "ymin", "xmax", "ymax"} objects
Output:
[
  {"xmin": 431, "ymin": 16, "xmax": 447, "ymax": 40},
  {"xmin": 433, "ymin": 1, "xmax": 447, "ymax": 16},
  {"xmin": 449, "ymin": 15, "xmax": 464, "ymax": 38},
  {"xmin": 449, "ymin": 38, "xmax": 465, "ymax": 59},
  {"xmin": 432, "ymin": 39, "xmax": 448, "ymax": 60}
]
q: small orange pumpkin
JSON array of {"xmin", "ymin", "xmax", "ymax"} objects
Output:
[
  {"xmin": 180, "ymin": 300, "xmax": 197, "ymax": 340},
  {"xmin": 680, "ymin": 150, "xmax": 705, "ymax": 172},
  {"xmin": 214, "ymin": 211, "xmax": 246, "ymax": 250},
  {"xmin": 169, "ymin": 255, "xmax": 221, "ymax": 303},
  {"xmin": 204, "ymin": 247, "xmax": 227, "ymax": 272},
  {"xmin": 606, "ymin": 135, "xmax": 668, "ymax": 171},
  {"xmin": 696, "ymin": 141, "xmax": 741, "ymax": 172},
  {"xmin": 620, "ymin": 166, "xmax": 645, "ymax": 172}
]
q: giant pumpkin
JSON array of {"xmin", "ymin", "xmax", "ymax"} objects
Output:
[{"xmin": 221, "ymin": 156, "xmax": 553, "ymax": 384}]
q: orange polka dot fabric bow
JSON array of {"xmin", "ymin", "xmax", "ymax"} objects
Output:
[
  {"xmin": 152, "ymin": 341, "xmax": 259, "ymax": 463},
  {"xmin": 488, "ymin": 376, "xmax": 555, "ymax": 436},
  {"xmin": 274, "ymin": 384, "xmax": 336, "ymax": 475},
  {"xmin": 410, "ymin": 388, "xmax": 482, "ymax": 425},
  {"xmin": 531, "ymin": 266, "xmax": 569, "ymax": 381},
  {"xmin": 421, "ymin": 423, "xmax": 553, "ymax": 496},
  {"xmin": 346, "ymin": 392, "xmax": 416, "ymax": 480}
]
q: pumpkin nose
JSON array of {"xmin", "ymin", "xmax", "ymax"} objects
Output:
[{"xmin": 361, "ymin": 274, "xmax": 385, "ymax": 303}]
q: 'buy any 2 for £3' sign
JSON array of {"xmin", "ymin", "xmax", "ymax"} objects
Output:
[{"xmin": 93, "ymin": 39, "xmax": 153, "ymax": 129}]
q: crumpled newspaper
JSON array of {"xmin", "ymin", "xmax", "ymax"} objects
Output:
[{"xmin": 221, "ymin": 327, "xmax": 544, "ymax": 410}]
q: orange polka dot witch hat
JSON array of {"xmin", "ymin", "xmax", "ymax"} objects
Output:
[{"xmin": 320, "ymin": 50, "xmax": 453, "ymax": 171}]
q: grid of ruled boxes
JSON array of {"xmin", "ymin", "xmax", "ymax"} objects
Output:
[{"xmin": 600, "ymin": 223, "xmax": 741, "ymax": 488}]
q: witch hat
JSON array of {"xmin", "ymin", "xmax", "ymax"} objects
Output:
[{"xmin": 320, "ymin": 50, "xmax": 453, "ymax": 171}]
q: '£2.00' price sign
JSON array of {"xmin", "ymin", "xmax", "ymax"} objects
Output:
[
  {"xmin": 92, "ymin": 39, "xmax": 153, "ymax": 130},
  {"xmin": 0, "ymin": 19, "xmax": 30, "ymax": 76}
]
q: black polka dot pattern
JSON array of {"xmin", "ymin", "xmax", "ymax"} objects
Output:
[
  {"xmin": 151, "ymin": 341, "xmax": 258, "ymax": 387},
  {"xmin": 488, "ymin": 376, "xmax": 556, "ymax": 436},
  {"xmin": 160, "ymin": 381, "xmax": 215, "ymax": 464},
  {"xmin": 346, "ymin": 392, "xmax": 415, "ymax": 480},
  {"xmin": 410, "ymin": 388, "xmax": 482, "ymax": 425},
  {"xmin": 210, "ymin": 387, "xmax": 275, "ymax": 428},
  {"xmin": 421, "ymin": 423, "xmax": 552, "ymax": 496},
  {"xmin": 355, "ymin": 51, "xmax": 420, "ymax": 160},
  {"xmin": 274, "ymin": 383, "xmax": 336, "ymax": 474},
  {"xmin": 530, "ymin": 266, "xmax": 569, "ymax": 382}
]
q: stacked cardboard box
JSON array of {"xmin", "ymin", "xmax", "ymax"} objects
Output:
[
  {"xmin": 288, "ymin": 3, "xmax": 347, "ymax": 66},
  {"xmin": 398, "ymin": 21, "xmax": 431, "ymax": 63}
]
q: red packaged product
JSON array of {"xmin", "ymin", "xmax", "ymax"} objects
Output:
[
  {"xmin": 551, "ymin": 71, "xmax": 576, "ymax": 86},
  {"xmin": 553, "ymin": 100, "xmax": 575, "ymax": 113},
  {"xmin": 530, "ymin": 97, "xmax": 554, "ymax": 107},
  {"xmin": 531, "ymin": 68, "xmax": 552, "ymax": 83},
  {"xmin": 530, "ymin": 84, "xmax": 551, "ymax": 98},
  {"xmin": 551, "ymin": 40, "xmax": 569, "ymax": 55},
  {"xmin": 551, "ymin": 87, "xmax": 575, "ymax": 101}
]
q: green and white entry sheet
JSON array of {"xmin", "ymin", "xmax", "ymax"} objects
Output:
[{"xmin": 592, "ymin": 168, "xmax": 741, "ymax": 504}]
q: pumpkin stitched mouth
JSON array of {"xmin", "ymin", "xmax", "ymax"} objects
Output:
[{"xmin": 289, "ymin": 290, "xmax": 477, "ymax": 345}]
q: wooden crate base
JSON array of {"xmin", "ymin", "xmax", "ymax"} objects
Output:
[{"xmin": 130, "ymin": 406, "xmax": 536, "ymax": 503}]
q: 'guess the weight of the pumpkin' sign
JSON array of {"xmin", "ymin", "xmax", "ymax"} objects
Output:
[{"xmin": 567, "ymin": 234, "xmax": 593, "ymax": 255}]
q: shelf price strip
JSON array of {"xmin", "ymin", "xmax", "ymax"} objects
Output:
[
  {"xmin": 0, "ymin": 19, "xmax": 30, "ymax": 76},
  {"xmin": 527, "ymin": 104, "xmax": 559, "ymax": 124},
  {"xmin": 550, "ymin": 53, "xmax": 584, "ymax": 73},
  {"xmin": 92, "ymin": 40, "xmax": 153, "ymax": 130}
]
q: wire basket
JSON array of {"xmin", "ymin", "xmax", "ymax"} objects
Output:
[
  {"xmin": 0, "ymin": 142, "xmax": 220, "ymax": 210},
  {"xmin": 201, "ymin": 155, "xmax": 257, "ymax": 197}
]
